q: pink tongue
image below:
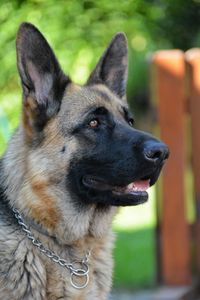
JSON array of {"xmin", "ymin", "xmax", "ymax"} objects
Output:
[{"xmin": 127, "ymin": 179, "xmax": 150, "ymax": 192}]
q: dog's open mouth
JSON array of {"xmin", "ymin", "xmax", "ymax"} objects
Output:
[
  {"xmin": 112, "ymin": 180, "xmax": 150, "ymax": 195},
  {"xmin": 82, "ymin": 176, "xmax": 150, "ymax": 206}
]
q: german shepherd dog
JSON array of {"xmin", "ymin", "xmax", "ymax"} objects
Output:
[{"xmin": 0, "ymin": 23, "xmax": 169, "ymax": 299}]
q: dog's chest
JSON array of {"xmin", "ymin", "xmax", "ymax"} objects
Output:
[
  {"xmin": 0, "ymin": 202, "xmax": 116, "ymax": 299},
  {"xmin": 45, "ymin": 264, "xmax": 86, "ymax": 300},
  {"xmin": 0, "ymin": 224, "xmax": 113, "ymax": 300},
  {"xmin": 42, "ymin": 238, "xmax": 114, "ymax": 300}
]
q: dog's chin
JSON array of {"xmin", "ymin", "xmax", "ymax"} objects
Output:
[{"xmin": 81, "ymin": 175, "xmax": 150, "ymax": 206}]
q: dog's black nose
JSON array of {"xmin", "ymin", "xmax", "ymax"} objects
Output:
[{"xmin": 143, "ymin": 141, "xmax": 169, "ymax": 163}]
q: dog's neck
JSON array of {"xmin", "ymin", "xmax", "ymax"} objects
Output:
[{"xmin": 21, "ymin": 211, "xmax": 57, "ymax": 238}]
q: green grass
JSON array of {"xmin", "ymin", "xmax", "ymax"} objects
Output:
[{"xmin": 113, "ymin": 228, "xmax": 156, "ymax": 289}]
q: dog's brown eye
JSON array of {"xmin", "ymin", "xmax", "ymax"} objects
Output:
[
  {"xmin": 128, "ymin": 118, "xmax": 134, "ymax": 127},
  {"xmin": 89, "ymin": 119, "xmax": 99, "ymax": 128}
]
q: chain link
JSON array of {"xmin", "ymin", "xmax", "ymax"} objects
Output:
[{"xmin": 13, "ymin": 208, "xmax": 90, "ymax": 289}]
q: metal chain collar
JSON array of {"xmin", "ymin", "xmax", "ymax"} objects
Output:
[{"xmin": 13, "ymin": 208, "xmax": 91, "ymax": 289}]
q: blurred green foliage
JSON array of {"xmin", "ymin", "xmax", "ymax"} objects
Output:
[{"xmin": 1, "ymin": 0, "xmax": 200, "ymax": 154}]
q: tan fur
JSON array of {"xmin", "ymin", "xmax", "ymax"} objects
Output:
[
  {"xmin": 23, "ymin": 96, "xmax": 38, "ymax": 141},
  {"xmin": 30, "ymin": 178, "xmax": 59, "ymax": 229}
]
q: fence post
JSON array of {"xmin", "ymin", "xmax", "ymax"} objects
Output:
[
  {"xmin": 152, "ymin": 50, "xmax": 191, "ymax": 285},
  {"xmin": 185, "ymin": 49, "xmax": 200, "ymax": 273}
]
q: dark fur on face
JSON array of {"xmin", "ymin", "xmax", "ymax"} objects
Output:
[{"xmin": 67, "ymin": 94, "xmax": 168, "ymax": 207}]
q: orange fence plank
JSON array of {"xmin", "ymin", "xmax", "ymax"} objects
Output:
[
  {"xmin": 152, "ymin": 50, "xmax": 191, "ymax": 285},
  {"xmin": 185, "ymin": 49, "xmax": 200, "ymax": 272}
]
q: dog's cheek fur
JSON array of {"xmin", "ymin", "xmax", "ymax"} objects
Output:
[
  {"xmin": 23, "ymin": 122, "xmax": 67, "ymax": 230},
  {"xmin": 10, "ymin": 119, "xmax": 64, "ymax": 232},
  {"xmin": 28, "ymin": 178, "xmax": 59, "ymax": 229}
]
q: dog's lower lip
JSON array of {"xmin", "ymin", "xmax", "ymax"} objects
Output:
[
  {"xmin": 112, "ymin": 190, "xmax": 148, "ymax": 196},
  {"xmin": 114, "ymin": 191, "xmax": 148, "ymax": 204}
]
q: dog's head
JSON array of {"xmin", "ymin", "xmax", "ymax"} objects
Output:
[{"xmin": 15, "ymin": 23, "xmax": 169, "ymax": 215}]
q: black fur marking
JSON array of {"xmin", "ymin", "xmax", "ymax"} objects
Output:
[
  {"xmin": 91, "ymin": 106, "xmax": 109, "ymax": 116},
  {"xmin": 0, "ymin": 160, "xmax": 8, "ymax": 204},
  {"xmin": 61, "ymin": 145, "xmax": 66, "ymax": 153},
  {"xmin": 122, "ymin": 107, "xmax": 135, "ymax": 126},
  {"xmin": 0, "ymin": 160, "xmax": 18, "ymax": 226}
]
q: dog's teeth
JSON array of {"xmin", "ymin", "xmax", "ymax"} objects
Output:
[
  {"xmin": 127, "ymin": 183, "xmax": 134, "ymax": 190},
  {"xmin": 125, "ymin": 180, "xmax": 150, "ymax": 193}
]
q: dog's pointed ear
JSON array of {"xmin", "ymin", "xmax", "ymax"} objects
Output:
[
  {"xmin": 87, "ymin": 33, "xmax": 128, "ymax": 99},
  {"xmin": 16, "ymin": 23, "xmax": 70, "ymax": 138}
]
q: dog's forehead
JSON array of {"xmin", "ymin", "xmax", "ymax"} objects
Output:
[{"xmin": 59, "ymin": 83, "xmax": 127, "ymax": 118}]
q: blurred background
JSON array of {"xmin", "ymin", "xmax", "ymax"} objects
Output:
[{"xmin": 0, "ymin": 0, "xmax": 200, "ymax": 295}]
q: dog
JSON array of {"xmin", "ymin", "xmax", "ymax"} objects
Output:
[{"xmin": 0, "ymin": 23, "xmax": 169, "ymax": 299}]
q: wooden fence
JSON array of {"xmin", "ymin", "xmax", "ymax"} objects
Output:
[{"xmin": 152, "ymin": 49, "xmax": 200, "ymax": 285}]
